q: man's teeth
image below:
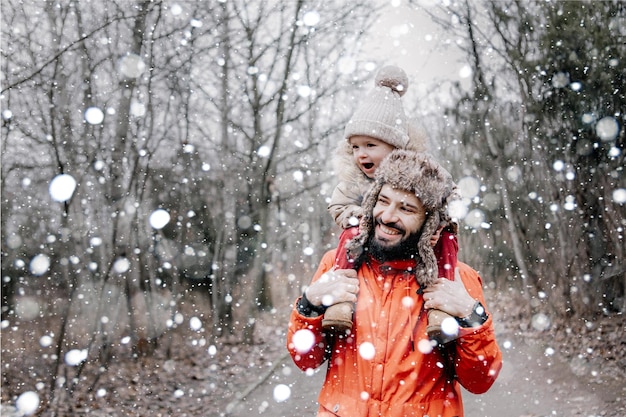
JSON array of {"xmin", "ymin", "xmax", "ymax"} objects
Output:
[{"xmin": 380, "ymin": 224, "xmax": 400, "ymax": 235}]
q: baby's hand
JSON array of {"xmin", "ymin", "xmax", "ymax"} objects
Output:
[
  {"xmin": 430, "ymin": 225, "xmax": 444, "ymax": 247},
  {"xmin": 342, "ymin": 208, "xmax": 363, "ymax": 228}
]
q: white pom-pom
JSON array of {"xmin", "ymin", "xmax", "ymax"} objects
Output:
[{"xmin": 375, "ymin": 65, "xmax": 409, "ymax": 97}]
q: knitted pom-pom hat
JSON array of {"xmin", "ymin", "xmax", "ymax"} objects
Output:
[
  {"xmin": 344, "ymin": 65, "xmax": 410, "ymax": 149},
  {"xmin": 346, "ymin": 149, "xmax": 458, "ymax": 287}
]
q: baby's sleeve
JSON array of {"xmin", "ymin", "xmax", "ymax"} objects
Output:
[{"xmin": 328, "ymin": 181, "xmax": 363, "ymax": 228}]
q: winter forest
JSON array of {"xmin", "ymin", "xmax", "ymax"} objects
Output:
[{"xmin": 1, "ymin": 0, "xmax": 624, "ymax": 416}]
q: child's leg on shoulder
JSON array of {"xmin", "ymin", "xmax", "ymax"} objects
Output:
[
  {"xmin": 434, "ymin": 230, "xmax": 458, "ymax": 280},
  {"xmin": 335, "ymin": 226, "xmax": 360, "ymax": 269}
]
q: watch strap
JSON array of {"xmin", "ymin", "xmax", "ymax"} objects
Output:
[
  {"xmin": 456, "ymin": 301, "xmax": 488, "ymax": 328},
  {"xmin": 296, "ymin": 292, "xmax": 326, "ymax": 317}
]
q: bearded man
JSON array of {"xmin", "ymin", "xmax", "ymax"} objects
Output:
[{"xmin": 287, "ymin": 150, "xmax": 502, "ymax": 417}]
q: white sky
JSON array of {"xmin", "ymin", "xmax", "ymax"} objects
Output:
[{"xmin": 361, "ymin": 1, "xmax": 471, "ymax": 110}]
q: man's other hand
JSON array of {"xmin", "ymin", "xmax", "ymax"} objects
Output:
[{"xmin": 422, "ymin": 267, "xmax": 475, "ymax": 318}]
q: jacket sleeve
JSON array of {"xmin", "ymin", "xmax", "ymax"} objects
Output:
[
  {"xmin": 286, "ymin": 250, "xmax": 337, "ymax": 371},
  {"xmin": 328, "ymin": 181, "xmax": 364, "ymax": 228},
  {"xmin": 452, "ymin": 263, "xmax": 503, "ymax": 394}
]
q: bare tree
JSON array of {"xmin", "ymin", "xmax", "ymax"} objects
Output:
[
  {"xmin": 193, "ymin": 0, "xmax": 382, "ymax": 343},
  {"xmin": 2, "ymin": 0, "xmax": 387, "ymax": 411},
  {"xmin": 421, "ymin": 0, "xmax": 625, "ymax": 320}
]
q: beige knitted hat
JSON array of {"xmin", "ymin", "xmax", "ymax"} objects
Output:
[
  {"xmin": 346, "ymin": 149, "xmax": 458, "ymax": 287},
  {"xmin": 344, "ymin": 66, "xmax": 410, "ymax": 148}
]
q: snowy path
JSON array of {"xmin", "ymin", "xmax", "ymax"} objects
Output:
[{"xmin": 225, "ymin": 331, "xmax": 622, "ymax": 416}]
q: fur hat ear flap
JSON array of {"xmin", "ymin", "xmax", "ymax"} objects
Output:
[
  {"xmin": 345, "ymin": 180, "xmax": 383, "ymax": 263},
  {"xmin": 414, "ymin": 212, "xmax": 441, "ymax": 287}
]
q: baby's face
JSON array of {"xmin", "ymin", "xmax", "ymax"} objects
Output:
[{"xmin": 349, "ymin": 136, "xmax": 396, "ymax": 178}]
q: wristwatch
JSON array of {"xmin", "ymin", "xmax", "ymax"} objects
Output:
[
  {"xmin": 296, "ymin": 293, "xmax": 327, "ymax": 317},
  {"xmin": 456, "ymin": 301, "xmax": 489, "ymax": 328}
]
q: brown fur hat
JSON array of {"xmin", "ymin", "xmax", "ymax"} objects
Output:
[{"xmin": 346, "ymin": 149, "xmax": 458, "ymax": 287}]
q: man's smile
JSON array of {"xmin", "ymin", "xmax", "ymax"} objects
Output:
[
  {"xmin": 376, "ymin": 220, "xmax": 406, "ymax": 241},
  {"xmin": 378, "ymin": 223, "xmax": 401, "ymax": 235}
]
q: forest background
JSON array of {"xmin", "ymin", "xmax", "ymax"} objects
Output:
[{"xmin": 1, "ymin": 0, "xmax": 624, "ymax": 415}]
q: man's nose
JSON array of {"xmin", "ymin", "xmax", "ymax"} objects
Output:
[{"xmin": 380, "ymin": 206, "xmax": 399, "ymax": 223}]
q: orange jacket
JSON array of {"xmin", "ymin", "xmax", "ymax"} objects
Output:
[{"xmin": 287, "ymin": 249, "xmax": 502, "ymax": 417}]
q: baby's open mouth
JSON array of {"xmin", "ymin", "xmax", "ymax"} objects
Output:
[{"xmin": 362, "ymin": 163, "xmax": 374, "ymax": 169}]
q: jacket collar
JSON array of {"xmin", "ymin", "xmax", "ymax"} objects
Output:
[{"xmin": 367, "ymin": 255, "xmax": 417, "ymax": 276}]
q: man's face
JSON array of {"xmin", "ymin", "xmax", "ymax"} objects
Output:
[{"xmin": 372, "ymin": 184, "xmax": 427, "ymax": 251}]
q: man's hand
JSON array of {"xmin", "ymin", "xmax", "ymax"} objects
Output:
[
  {"xmin": 305, "ymin": 269, "xmax": 359, "ymax": 307},
  {"xmin": 422, "ymin": 268, "xmax": 475, "ymax": 318}
]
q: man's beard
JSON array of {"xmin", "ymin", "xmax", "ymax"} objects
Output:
[{"xmin": 368, "ymin": 222, "xmax": 422, "ymax": 263}]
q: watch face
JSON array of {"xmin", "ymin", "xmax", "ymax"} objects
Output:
[
  {"xmin": 474, "ymin": 302, "xmax": 485, "ymax": 316},
  {"xmin": 458, "ymin": 302, "xmax": 488, "ymax": 328}
]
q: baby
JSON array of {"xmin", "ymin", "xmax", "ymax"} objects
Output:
[{"xmin": 326, "ymin": 66, "xmax": 459, "ymax": 344}]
